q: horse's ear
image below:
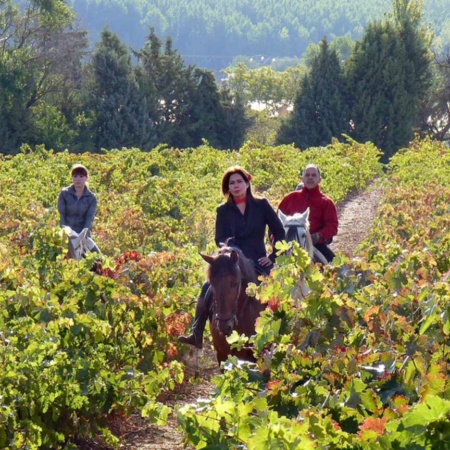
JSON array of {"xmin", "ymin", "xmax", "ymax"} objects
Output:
[
  {"xmin": 230, "ymin": 249, "xmax": 240, "ymax": 263},
  {"xmin": 200, "ymin": 253, "xmax": 215, "ymax": 265},
  {"xmin": 303, "ymin": 207, "xmax": 310, "ymax": 221},
  {"xmin": 278, "ymin": 209, "xmax": 287, "ymax": 224}
]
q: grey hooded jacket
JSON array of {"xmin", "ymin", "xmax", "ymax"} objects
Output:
[{"xmin": 57, "ymin": 185, "xmax": 97, "ymax": 233}]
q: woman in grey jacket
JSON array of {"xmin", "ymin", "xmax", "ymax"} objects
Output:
[{"xmin": 57, "ymin": 164, "xmax": 97, "ymax": 233}]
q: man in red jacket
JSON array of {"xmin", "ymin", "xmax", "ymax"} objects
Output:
[{"xmin": 278, "ymin": 164, "xmax": 338, "ymax": 262}]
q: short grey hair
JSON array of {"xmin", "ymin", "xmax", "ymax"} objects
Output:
[{"xmin": 302, "ymin": 164, "xmax": 321, "ymax": 177}]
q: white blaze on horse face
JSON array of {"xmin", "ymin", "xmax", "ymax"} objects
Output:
[
  {"xmin": 63, "ymin": 227, "xmax": 92, "ymax": 260},
  {"xmin": 278, "ymin": 209, "xmax": 314, "ymax": 260}
]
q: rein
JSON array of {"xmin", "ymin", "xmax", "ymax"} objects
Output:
[{"xmin": 213, "ymin": 267, "xmax": 243, "ymax": 326}]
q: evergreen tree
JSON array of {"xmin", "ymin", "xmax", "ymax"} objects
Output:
[
  {"xmin": 89, "ymin": 29, "xmax": 155, "ymax": 151},
  {"xmin": 173, "ymin": 68, "xmax": 224, "ymax": 148},
  {"xmin": 417, "ymin": 54, "xmax": 450, "ymax": 142},
  {"xmin": 134, "ymin": 28, "xmax": 192, "ymax": 146},
  {"xmin": 217, "ymin": 90, "xmax": 248, "ymax": 150},
  {"xmin": 345, "ymin": 0, "xmax": 432, "ymax": 161},
  {"xmin": 276, "ymin": 38, "xmax": 348, "ymax": 149},
  {"xmin": 0, "ymin": 49, "xmax": 33, "ymax": 153},
  {"xmin": 135, "ymin": 28, "xmax": 249, "ymax": 149}
]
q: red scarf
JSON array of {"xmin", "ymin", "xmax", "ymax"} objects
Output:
[{"xmin": 234, "ymin": 196, "xmax": 247, "ymax": 205}]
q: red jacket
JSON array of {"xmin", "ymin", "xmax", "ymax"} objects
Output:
[{"xmin": 278, "ymin": 186, "xmax": 338, "ymax": 244}]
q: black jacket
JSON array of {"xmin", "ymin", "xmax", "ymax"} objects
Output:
[{"xmin": 215, "ymin": 196, "xmax": 285, "ymax": 264}]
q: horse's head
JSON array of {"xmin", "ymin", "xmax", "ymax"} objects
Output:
[
  {"xmin": 63, "ymin": 227, "xmax": 100, "ymax": 260},
  {"xmin": 278, "ymin": 208, "xmax": 314, "ymax": 259},
  {"xmin": 201, "ymin": 248, "xmax": 243, "ymax": 337},
  {"xmin": 63, "ymin": 227, "xmax": 89, "ymax": 260}
]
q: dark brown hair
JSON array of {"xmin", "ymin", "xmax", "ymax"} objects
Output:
[
  {"xmin": 71, "ymin": 164, "xmax": 88, "ymax": 178},
  {"xmin": 221, "ymin": 166, "xmax": 254, "ymax": 201}
]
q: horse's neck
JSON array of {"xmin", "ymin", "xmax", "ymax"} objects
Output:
[
  {"xmin": 238, "ymin": 260, "xmax": 258, "ymax": 285},
  {"xmin": 292, "ymin": 223, "xmax": 314, "ymax": 260}
]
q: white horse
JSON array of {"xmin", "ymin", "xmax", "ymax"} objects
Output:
[
  {"xmin": 278, "ymin": 209, "xmax": 328, "ymax": 265},
  {"xmin": 278, "ymin": 209, "xmax": 328, "ymax": 301},
  {"xmin": 62, "ymin": 226, "xmax": 100, "ymax": 260}
]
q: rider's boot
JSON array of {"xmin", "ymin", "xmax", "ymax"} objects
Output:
[{"xmin": 178, "ymin": 285, "xmax": 212, "ymax": 349}]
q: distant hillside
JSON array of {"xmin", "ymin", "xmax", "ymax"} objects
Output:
[{"xmin": 69, "ymin": 0, "xmax": 450, "ymax": 72}]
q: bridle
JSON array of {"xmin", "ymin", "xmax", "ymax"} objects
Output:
[
  {"xmin": 285, "ymin": 221, "xmax": 308, "ymax": 253},
  {"xmin": 213, "ymin": 262, "xmax": 244, "ymax": 327}
]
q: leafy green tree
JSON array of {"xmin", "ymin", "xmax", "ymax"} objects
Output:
[
  {"xmin": 276, "ymin": 38, "xmax": 348, "ymax": 149},
  {"xmin": 345, "ymin": 0, "xmax": 432, "ymax": 161},
  {"xmin": 0, "ymin": 0, "xmax": 88, "ymax": 153},
  {"xmin": 245, "ymin": 110, "xmax": 280, "ymax": 146},
  {"xmin": 223, "ymin": 63, "xmax": 307, "ymax": 114},
  {"xmin": 88, "ymin": 29, "xmax": 155, "ymax": 151}
]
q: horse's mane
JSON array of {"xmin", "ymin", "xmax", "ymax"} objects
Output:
[{"xmin": 207, "ymin": 245, "xmax": 257, "ymax": 284}]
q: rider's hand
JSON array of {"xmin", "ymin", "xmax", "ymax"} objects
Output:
[
  {"xmin": 311, "ymin": 232, "xmax": 322, "ymax": 244},
  {"xmin": 258, "ymin": 256, "xmax": 272, "ymax": 267}
]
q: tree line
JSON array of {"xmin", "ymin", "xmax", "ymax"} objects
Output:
[
  {"xmin": 1, "ymin": 0, "xmax": 448, "ymax": 161},
  {"xmin": 66, "ymin": 0, "xmax": 450, "ymax": 74},
  {"xmin": 0, "ymin": 0, "xmax": 247, "ymax": 154},
  {"xmin": 275, "ymin": 0, "xmax": 445, "ymax": 162},
  {"xmin": 227, "ymin": 0, "xmax": 449, "ymax": 162}
]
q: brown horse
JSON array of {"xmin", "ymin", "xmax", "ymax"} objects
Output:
[{"xmin": 200, "ymin": 246, "xmax": 265, "ymax": 365}]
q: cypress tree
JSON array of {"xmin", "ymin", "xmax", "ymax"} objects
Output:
[
  {"xmin": 276, "ymin": 38, "xmax": 348, "ymax": 149},
  {"xmin": 345, "ymin": 0, "xmax": 432, "ymax": 161},
  {"xmin": 0, "ymin": 53, "xmax": 33, "ymax": 153},
  {"xmin": 135, "ymin": 28, "xmax": 191, "ymax": 146},
  {"xmin": 173, "ymin": 68, "xmax": 223, "ymax": 148},
  {"xmin": 89, "ymin": 29, "xmax": 155, "ymax": 151},
  {"xmin": 135, "ymin": 28, "xmax": 249, "ymax": 149},
  {"xmin": 217, "ymin": 89, "xmax": 248, "ymax": 150}
]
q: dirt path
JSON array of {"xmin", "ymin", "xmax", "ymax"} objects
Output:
[
  {"xmin": 97, "ymin": 181, "xmax": 385, "ymax": 449},
  {"xmin": 331, "ymin": 179, "xmax": 383, "ymax": 257},
  {"xmin": 120, "ymin": 349, "xmax": 220, "ymax": 450}
]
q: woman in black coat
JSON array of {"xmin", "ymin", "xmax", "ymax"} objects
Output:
[{"xmin": 179, "ymin": 166, "xmax": 285, "ymax": 349}]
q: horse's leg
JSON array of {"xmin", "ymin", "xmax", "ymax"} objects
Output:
[{"xmin": 210, "ymin": 324, "xmax": 231, "ymax": 367}]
